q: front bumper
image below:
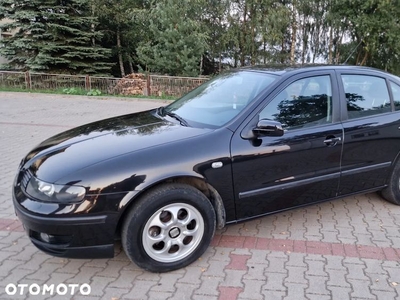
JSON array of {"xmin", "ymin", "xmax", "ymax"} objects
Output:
[
  {"xmin": 12, "ymin": 183, "xmax": 129, "ymax": 259},
  {"xmin": 13, "ymin": 199, "xmax": 114, "ymax": 258}
]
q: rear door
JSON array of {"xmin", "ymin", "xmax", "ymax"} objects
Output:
[
  {"xmin": 231, "ymin": 70, "xmax": 343, "ymax": 220},
  {"xmin": 337, "ymin": 70, "xmax": 400, "ymax": 195}
]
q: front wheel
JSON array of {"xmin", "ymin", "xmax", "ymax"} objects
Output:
[
  {"xmin": 381, "ymin": 162, "xmax": 400, "ymax": 205},
  {"xmin": 122, "ymin": 183, "xmax": 216, "ymax": 272}
]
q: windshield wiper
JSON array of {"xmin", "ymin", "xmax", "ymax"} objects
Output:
[
  {"xmin": 156, "ymin": 106, "xmax": 189, "ymax": 127},
  {"xmin": 166, "ymin": 112, "xmax": 190, "ymax": 127}
]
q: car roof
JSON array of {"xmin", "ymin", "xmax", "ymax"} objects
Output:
[{"xmin": 240, "ymin": 64, "xmax": 391, "ymax": 76}]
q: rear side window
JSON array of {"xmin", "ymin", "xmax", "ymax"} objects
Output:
[
  {"xmin": 390, "ymin": 81, "xmax": 400, "ymax": 111},
  {"xmin": 341, "ymin": 75, "xmax": 391, "ymax": 119}
]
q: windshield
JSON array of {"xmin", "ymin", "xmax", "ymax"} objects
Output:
[{"xmin": 164, "ymin": 71, "xmax": 278, "ymax": 128}]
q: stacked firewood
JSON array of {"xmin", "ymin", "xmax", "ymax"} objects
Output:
[{"xmin": 113, "ymin": 73, "xmax": 146, "ymax": 96}]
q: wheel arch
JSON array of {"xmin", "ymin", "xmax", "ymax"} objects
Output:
[{"xmin": 116, "ymin": 176, "xmax": 226, "ymax": 237}]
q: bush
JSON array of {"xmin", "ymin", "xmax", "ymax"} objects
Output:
[
  {"xmin": 62, "ymin": 87, "xmax": 85, "ymax": 95},
  {"xmin": 87, "ymin": 89, "xmax": 102, "ymax": 96}
]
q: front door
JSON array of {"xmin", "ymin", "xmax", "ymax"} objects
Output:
[{"xmin": 231, "ymin": 72, "xmax": 343, "ymax": 220}]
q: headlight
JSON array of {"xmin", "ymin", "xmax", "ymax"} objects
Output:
[{"xmin": 25, "ymin": 176, "xmax": 86, "ymax": 203}]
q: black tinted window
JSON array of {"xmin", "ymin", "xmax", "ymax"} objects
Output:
[
  {"xmin": 390, "ymin": 81, "xmax": 400, "ymax": 111},
  {"xmin": 341, "ymin": 75, "xmax": 390, "ymax": 119},
  {"xmin": 260, "ymin": 75, "xmax": 332, "ymax": 130}
]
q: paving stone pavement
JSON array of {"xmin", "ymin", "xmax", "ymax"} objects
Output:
[{"xmin": 0, "ymin": 92, "xmax": 400, "ymax": 300}]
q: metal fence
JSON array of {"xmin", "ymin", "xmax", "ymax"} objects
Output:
[
  {"xmin": 149, "ymin": 75, "xmax": 209, "ymax": 97},
  {"xmin": 0, "ymin": 71, "xmax": 26, "ymax": 89},
  {"xmin": 0, "ymin": 71, "xmax": 209, "ymax": 97}
]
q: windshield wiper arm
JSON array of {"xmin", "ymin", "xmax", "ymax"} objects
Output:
[
  {"xmin": 156, "ymin": 106, "xmax": 189, "ymax": 127},
  {"xmin": 156, "ymin": 106, "xmax": 166, "ymax": 117},
  {"xmin": 166, "ymin": 112, "xmax": 190, "ymax": 127}
]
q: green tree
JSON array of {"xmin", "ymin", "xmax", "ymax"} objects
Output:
[
  {"xmin": 137, "ymin": 0, "xmax": 208, "ymax": 76},
  {"xmin": 201, "ymin": 0, "xmax": 230, "ymax": 73},
  {"xmin": 331, "ymin": 0, "xmax": 400, "ymax": 74},
  {"xmin": 226, "ymin": 0, "xmax": 262, "ymax": 67},
  {"xmin": 223, "ymin": 0, "xmax": 291, "ymax": 67},
  {"xmin": 0, "ymin": 0, "xmax": 111, "ymax": 74},
  {"xmin": 2, "ymin": 0, "xmax": 399, "ymax": 76},
  {"xmin": 94, "ymin": 0, "xmax": 151, "ymax": 77}
]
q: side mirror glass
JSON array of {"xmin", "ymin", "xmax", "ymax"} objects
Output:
[{"xmin": 253, "ymin": 119, "xmax": 284, "ymax": 137}]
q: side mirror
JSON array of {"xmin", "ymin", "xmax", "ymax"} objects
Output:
[{"xmin": 253, "ymin": 119, "xmax": 284, "ymax": 137}]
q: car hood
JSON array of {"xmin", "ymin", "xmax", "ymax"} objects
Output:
[{"xmin": 23, "ymin": 110, "xmax": 212, "ymax": 182}]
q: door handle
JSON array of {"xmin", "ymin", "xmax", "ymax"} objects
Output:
[{"xmin": 324, "ymin": 136, "xmax": 341, "ymax": 146}]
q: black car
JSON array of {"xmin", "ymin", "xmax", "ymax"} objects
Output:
[{"xmin": 13, "ymin": 66, "xmax": 400, "ymax": 272}]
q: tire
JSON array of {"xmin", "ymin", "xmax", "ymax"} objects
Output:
[
  {"xmin": 381, "ymin": 161, "xmax": 400, "ymax": 205},
  {"xmin": 122, "ymin": 183, "xmax": 216, "ymax": 272}
]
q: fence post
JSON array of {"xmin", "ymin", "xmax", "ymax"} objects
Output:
[
  {"xmin": 85, "ymin": 75, "xmax": 90, "ymax": 91},
  {"xmin": 146, "ymin": 74, "xmax": 151, "ymax": 96},
  {"xmin": 25, "ymin": 71, "xmax": 31, "ymax": 89}
]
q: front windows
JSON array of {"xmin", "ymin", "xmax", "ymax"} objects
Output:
[{"xmin": 259, "ymin": 75, "xmax": 333, "ymax": 130}]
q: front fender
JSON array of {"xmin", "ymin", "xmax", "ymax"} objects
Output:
[{"xmin": 56, "ymin": 128, "xmax": 236, "ymax": 222}]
